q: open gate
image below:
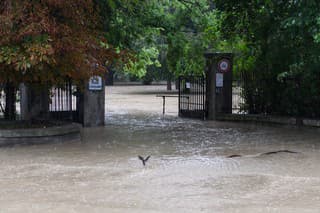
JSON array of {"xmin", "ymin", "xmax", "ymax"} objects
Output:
[{"xmin": 178, "ymin": 76, "xmax": 207, "ymax": 119}]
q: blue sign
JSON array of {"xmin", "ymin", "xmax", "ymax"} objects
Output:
[{"xmin": 89, "ymin": 76, "xmax": 103, "ymax": 90}]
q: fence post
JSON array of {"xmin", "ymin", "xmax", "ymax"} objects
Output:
[
  {"xmin": 20, "ymin": 83, "xmax": 49, "ymax": 120},
  {"xmin": 4, "ymin": 82, "xmax": 16, "ymax": 120}
]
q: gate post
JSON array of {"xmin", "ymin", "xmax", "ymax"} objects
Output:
[
  {"xmin": 20, "ymin": 83, "xmax": 50, "ymax": 120},
  {"xmin": 82, "ymin": 75, "xmax": 105, "ymax": 127},
  {"xmin": 204, "ymin": 52, "xmax": 233, "ymax": 120}
]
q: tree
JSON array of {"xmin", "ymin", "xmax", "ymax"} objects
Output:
[
  {"xmin": 214, "ymin": 0, "xmax": 320, "ymax": 117},
  {"xmin": 101, "ymin": 0, "xmax": 216, "ymax": 88},
  {"xmin": 0, "ymin": 0, "xmax": 120, "ymax": 120},
  {"xmin": 101, "ymin": 0, "xmax": 320, "ymax": 117},
  {"xmin": 97, "ymin": 0, "xmax": 163, "ymax": 84}
]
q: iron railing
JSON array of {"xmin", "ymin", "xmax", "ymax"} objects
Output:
[
  {"xmin": 49, "ymin": 80, "xmax": 79, "ymax": 122},
  {"xmin": 178, "ymin": 76, "xmax": 206, "ymax": 119},
  {"xmin": 232, "ymin": 80, "xmax": 246, "ymax": 114},
  {"xmin": 0, "ymin": 88, "xmax": 5, "ymax": 118}
]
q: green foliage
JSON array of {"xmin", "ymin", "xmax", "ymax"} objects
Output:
[
  {"xmin": 124, "ymin": 46, "xmax": 161, "ymax": 78},
  {"xmin": 214, "ymin": 0, "xmax": 320, "ymax": 117},
  {"xmin": 156, "ymin": 0, "xmax": 214, "ymax": 77},
  {"xmin": 0, "ymin": 35, "xmax": 54, "ymax": 74},
  {"xmin": 101, "ymin": 0, "xmax": 215, "ymax": 80}
]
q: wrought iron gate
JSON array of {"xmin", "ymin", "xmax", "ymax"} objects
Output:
[
  {"xmin": 49, "ymin": 81, "xmax": 83, "ymax": 124},
  {"xmin": 178, "ymin": 76, "xmax": 207, "ymax": 119}
]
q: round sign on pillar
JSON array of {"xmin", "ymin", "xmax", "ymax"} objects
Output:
[{"xmin": 217, "ymin": 58, "xmax": 231, "ymax": 73}]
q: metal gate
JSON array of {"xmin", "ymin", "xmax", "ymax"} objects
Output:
[
  {"xmin": 178, "ymin": 76, "xmax": 207, "ymax": 119},
  {"xmin": 49, "ymin": 81, "xmax": 83, "ymax": 124}
]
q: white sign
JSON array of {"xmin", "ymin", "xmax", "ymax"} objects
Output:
[
  {"xmin": 218, "ymin": 59, "xmax": 231, "ymax": 73},
  {"xmin": 186, "ymin": 82, "xmax": 191, "ymax": 89},
  {"xmin": 89, "ymin": 76, "xmax": 103, "ymax": 90},
  {"xmin": 216, "ymin": 73, "xmax": 223, "ymax": 87}
]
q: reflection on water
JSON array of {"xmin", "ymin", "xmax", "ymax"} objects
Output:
[{"xmin": 0, "ymin": 86, "xmax": 320, "ymax": 212}]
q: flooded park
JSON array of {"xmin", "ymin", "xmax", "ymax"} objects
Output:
[{"xmin": 0, "ymin": 85, "xmax": 320, "ymax": 212}]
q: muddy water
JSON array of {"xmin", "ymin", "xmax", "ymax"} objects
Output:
[{"xmin": 0, "ymin": 85, "xmax": 320, "ymax": 212}]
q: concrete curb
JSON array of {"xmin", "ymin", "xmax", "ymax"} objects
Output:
[
  {"xmin": 217, "ymin": 114, "xmax": 320, "ymax": 127},
  {"xmin": 302, "ymin": 119, "xmax": 320, "ymax": 127},
  {"xmin": 0, "ymin": 123, "xmax": 82, "ymax": 146}
]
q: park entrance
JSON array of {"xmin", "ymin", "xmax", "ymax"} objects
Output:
[{"xmin": 178, "ymin": 52, "xmax": 233, "ymax": 120}]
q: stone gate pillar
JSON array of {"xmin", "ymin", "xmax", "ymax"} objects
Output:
[
  {"xmin": 20, "ymin": 83, "xmax": 49, "ymax": 120},
  {"xmin": 204, "ymin": 52, "xmax": 233, "ymax": 120},
  {"xmin": 82, "ymin": 75, "xmax": 105, "ymax": 127}
]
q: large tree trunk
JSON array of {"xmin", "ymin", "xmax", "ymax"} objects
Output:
[{"xmin": 4, "ymin": 82, "xmax": 16, "ymax": 120}]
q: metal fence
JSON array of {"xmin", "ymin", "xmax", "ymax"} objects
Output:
[
  {"xmin": 232, "ymin": 80, "xmax": 246, "ymax": 114},
  {"xmin": 0, "ymin": 86, "xmax": 21, "ymax": 120},
  {"xmin": 49, "ymin": 81, "xmax": 80, "ymax": 122},
  {"xmin": 178, "ymin": 76, "xmax": 207, "ymax": 119},
  {"xmin": 0, "ymin": 88, "xmax": 5, "ymax": 118},
  {"xmin": 0, "ymin": 81, "xmax": 81, "ymax": 123}
]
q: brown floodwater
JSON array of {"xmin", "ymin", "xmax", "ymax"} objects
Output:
[{"xmin": 0, "ymin": 85, "xmax": 319, "ymax": 212}]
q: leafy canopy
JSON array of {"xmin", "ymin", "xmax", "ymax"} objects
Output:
[{"xmin": 0, "ymin": 0, "xmax": 120, "ymax": 85}]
